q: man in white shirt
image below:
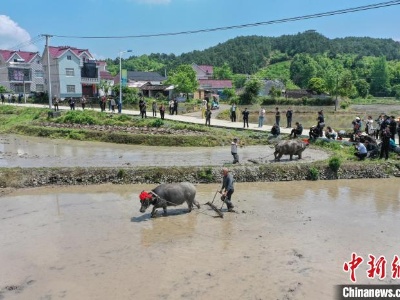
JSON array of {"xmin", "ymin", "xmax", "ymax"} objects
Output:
[
  {"xmin": 231, "ymin": 138, "xmax": 239, "ymax": 164},
  {"xmin": 354, "ymin": 141, "xmax": 367, "ymax": 160}
]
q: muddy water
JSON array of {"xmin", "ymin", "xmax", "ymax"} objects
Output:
[
  {"xmin": 1, "ymin": 179, "xmax": 400, "ymax": 300},
  {"xmin": 0, "ymin": 135, "xmax": 329, "ymax": 168}
]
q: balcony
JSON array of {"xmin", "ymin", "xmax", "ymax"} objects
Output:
[{"xmin": 81, "ymin": 77, "xmax": 99, "ymax": 84}]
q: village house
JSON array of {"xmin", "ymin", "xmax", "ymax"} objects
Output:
[
  {"xmin": 191, "ymin": 63, "xmax": 233, "ymax": 100},
  {"xmin": 42, "ymin": 46, "xmax": 100, "ymax": 99},
  {"xmin": 0, "ymin": 50, "xmax": 44, "ymax": 96}
]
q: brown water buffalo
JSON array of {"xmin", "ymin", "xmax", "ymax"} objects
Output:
[
  {"xmin": 274, "ymin": 139, "xmax": 309, "ymax": 161},
  {"xmin": 139, "ymin": 182, "xmax": 200, "ymax": 217}
]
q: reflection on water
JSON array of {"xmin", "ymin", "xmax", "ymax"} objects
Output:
[{"xmin": 1, "ymin": 179, "xmax": 400, "ymax": 299}]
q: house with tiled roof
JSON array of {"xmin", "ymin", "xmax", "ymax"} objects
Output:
[
  {"xmin": 192, "ymin": 64, "xmax": 213, "ymax": 80},
  {"xmin": 42, "ymin": 46, "xmax": 99, "ymax": 99},
  {"xmin": 0, "ymin": 50, "xmax": 44, "ymax": 96},
  {"xmin": 117, "ymin": 71, "xmax": 168, "ymax": 98},
  {"xmin": 191, "ymin": 64, "xmax": 233, "ymax": 99}
]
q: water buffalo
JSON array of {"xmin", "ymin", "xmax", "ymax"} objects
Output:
[
  {"xmin": 139, "ymin": 182, "xmax": 200, "ymax": 217},
  {"xmin": 274, "ymin": 139, "xmax": 309, "ymax": 161}
]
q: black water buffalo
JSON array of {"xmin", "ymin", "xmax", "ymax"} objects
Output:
[
  {"xmin": 139, "ymin": 182, "xmax": 200, "ymax": 217},
  {"xmin": 274, "ymin": 139, "xmax": 309, "ymax": 161}
]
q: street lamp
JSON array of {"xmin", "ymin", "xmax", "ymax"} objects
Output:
[{"xmin": 119, "ymin": 50, "xmax": 132, "ymax": 113}]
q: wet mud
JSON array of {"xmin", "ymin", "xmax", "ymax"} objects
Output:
[
  {"xmin": 0, "ymin": 134, "xmax": 329, "ymax": 168},
  {"xmin": 1, "ymin": 179, "xmax": 400, "ymax": 299}
]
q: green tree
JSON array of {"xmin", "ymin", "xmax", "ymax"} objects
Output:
[
  {"xmin": 166, "ymin": 64, "xmax": 199, "ymax": 98},
  {"xmin": 0, "ymin": 86, "xmax": 7, "ymax": 93},
  {"xmin": 370, "ymin": 56, "xmax": 391, "ymax": 96},
  {"xmin": 222, "ymin": 88, "xmax": 235, "ymax": 100},
  {"xmin": 213, "ymin": 62, "xmax": 233, "ymax": 79},
  {"xmin": 308, "ymin": 77, "xmax": 326, "ymax": 94},
  {"xmin": 290, "ymin": 54, "xmax": 319, "ymax": 88},
  {"xmin": 240, "ymin": 77, "xmax": 262, "ymax": 104},
  {"xmin": 354, "ymin": 79, "xmax": 369, "ymax": 98},
  {"xmin": 232, "ymin": 74, "xmax": 247, "ymax": 89}
]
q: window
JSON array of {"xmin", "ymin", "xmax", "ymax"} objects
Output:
[
  {"xmin": 67, "ymin": 55, "xmax": 72, "ymax": 60},
  {"xmin": 35, "ymin": 70, "xmax": 44, "ymax": 78},
  {"xmin": 66, "ymin": 68, "xmax": 74, "ymax": 76},
  {"xmin": 36, "ymin": 84, "xmax": 44, "ymax": 92},
  {"xmin": 67, "ymin": 85, "xmax": 75, "ymax": 93}
]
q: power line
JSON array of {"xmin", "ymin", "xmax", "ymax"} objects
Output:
[
  {"xmin": 50, "ymin": 0, "xmax": 400, "ymax": 39},
  {"xmin": 10, "ymin": 35, "xmax": 45, "ymax": 51}
]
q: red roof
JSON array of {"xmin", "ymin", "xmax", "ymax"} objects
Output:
[
  {"xmin": 199, "ymin": 79, "xmax": 232, "ymax": 89},
  {"xmin": 0, "ymin": 50, "xmax": 39, "ymax": 63},
  {"xmin": 100, "ymin": 71, "xmax": 114, "ymax": 80},
  {"xmin": 198, "ymin": 65, "xmax": 213, "ymax": 74},
  {"xmin": 48, "ymin": 46, "xmax": 94, "ymax": 59}
]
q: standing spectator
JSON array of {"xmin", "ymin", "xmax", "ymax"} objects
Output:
[
  {"xmin": 68, "ymin": 97, "xmax": 75, "ymax": 110},
  {"xmin": 389, "ymin": 116, "xmax": 397, "ymax": 140},
  {"xmin": 231, "ymin": 138, "xmax": 239, "ymax": 164},
  {"xmin": 365, "ymin": 115, "xmax": 374, "ymax": 136},
  {"xmin": 205, "ymin": 107, "xmax": 212, "ymax": 126},
  {"xmin": 290, "ymin": 122, "xmax": 303, "ymax": 138},
  {"xmin": 380, "ymin": 127, "xmax": 391, "ymax": 160},
  {"xmin": 286, "ymin": 107, "xmax": 293, "ymax": 128},
  {"xmin": 110, "ymin": 98, "xmax": 116, "ymax": 113},
  {"xmin": 173, "ymin": 98, "xmax": 178, "ymax": 115},
  {"xmin": 81, "ymin": 96, "xmax": 87, "ymax": 110},
  {"xmin": 230, "ymin": 103, "xmax": 237, "ymax": 122},
  {"xmin": 242, "ymin": 107, "xmax": 249, "ymax": 128},
  {"xmin": 169, "ymin": 99, "xmax": 174, "ymax": 115},
  {"xmin": 397, "ymin": 118, "xmax": 400, "ymax": 146},
  {"xmin": 152, "ymin": 100, "xmax": 157, "ymax": 117},
  {"xmin": 18, "ymin": 94, "xmax": 22, "ymax": 103},
  {"xmin": 317, "ymin": 110, "xmax": 325, "ymax": 137},
  {"xmin": 1, "ymin": 93, "xmax": 5, "ymax": 104},
  {"xmin": 201, "ymin": 98, "xmax": 207, "ymax": 119},
  {"xmin": 53, "ymin": 96, "xmax": 59, "ymax": 111},
  {"xmin": 139, "ymin": 99, "xmax": 147, "ymax": 118},
  {"xmin": 275, "ymin": 107, "xmax": 281, "ymax": 126},
  {"xmin": 11, "ymin": 94, "xmax": 16, "ymax": 103},
  {"xmin": 159, "ymin": 103, "xmax": 165, "ymax": 120},
  {"xmin": 219, "ymin": 167, "xmax": 235, "ymax": 212},
  {"xmin": 375, "ymin": 114, "xmax": 384, "ymax": 139},
  {"xmin": 258, "ymin": 107, "xmax": 266, "ymax": 128},
  {"xmin": 100, "ymin": 96, "xmax": 106, "ymax": 112}
]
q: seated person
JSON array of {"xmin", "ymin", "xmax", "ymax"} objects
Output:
[
  {"xmin": 290, "ymin": 122, "xmax": 303, "ymax": 138},
  {"xmin": 325, "ymin": 126, "xmax": 337, "ymax": 139},
  {"xmin": 309, "ymin": 126, "xmax": 319, "ymax": 140},
  {"xmin": 354, "ymin": 141, "xmax": 368, "ymax": 160},
  {"xmin": 364, "ymin": 140, "xmax": 379, "ymax": 158},
  {"xmin": 271, "ymin": 124, "xmax": 280, "ymax": 137}
]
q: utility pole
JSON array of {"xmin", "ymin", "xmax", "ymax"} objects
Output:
[
  {"xmin": 42, "ymin": 34, "xmax": 53, "ymax": 109},
  {"xmin": 335, "ymin": 74, "xmax": 339, "ymax": 112}
]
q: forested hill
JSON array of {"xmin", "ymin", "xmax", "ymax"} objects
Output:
[
  {"xmin": 106, "ymin": 31, "xmax": 400, "ymax": 75},
  {"xmin": 179, "ymin": 31, "xmax": 400, "ymax": 73},
  {"xmin": 143, "ymin": 31, "xmax": 400, "ymax": 74}
]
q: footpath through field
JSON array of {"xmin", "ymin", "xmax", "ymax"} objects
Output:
[{"xmin": 6, "ymin": 102, "xmax": 296, "ymax": 135}]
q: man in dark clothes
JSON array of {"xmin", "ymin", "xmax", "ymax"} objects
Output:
[
  {"xmin": 219, "ymin": 167, "xmax": 235, "ymax": 212},
  {"xmin": 380, "ymin": 127, "xmax": 391, "ymax": 160}
]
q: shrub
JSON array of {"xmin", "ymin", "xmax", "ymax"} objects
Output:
[
  {"xmin": 150, "ymin": 119, "xmax": 164, "ymax": 128},
  {"xmin": 329, "ymin": 156, "xmax": 342, "ymax": 173},
  {"xmin": 308, "ymin": 167, "xmax": 319, "ymax": 181}
]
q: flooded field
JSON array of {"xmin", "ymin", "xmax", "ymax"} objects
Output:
[
  {"xmin": 1, "ymin": 179, "xmax": 400, "ymax": 299},
  {"xmin": 0, "ymin": 134, "xmax": 329, "ymax": 168}
]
